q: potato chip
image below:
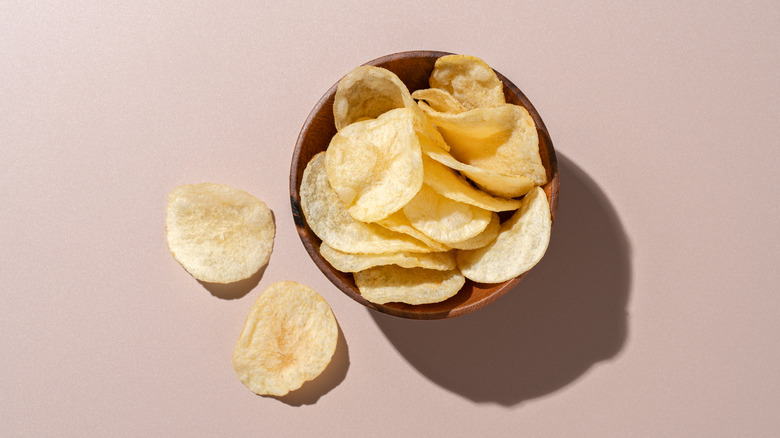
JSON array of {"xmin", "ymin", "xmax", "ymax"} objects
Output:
[
  {"xmin": 421, "ymin": 154, "xmax": 522, "ymax": 212},
  {"xmin": 429, "ymin": 54, "xmax": 506, "ymax": 110},
  {"xmin": 319, "ymin": 243, "xmax": 456, "ymax": 272},
  {"xmin": 411, "ymin": 88, "xmax": 464, "ymax": 114},
  {"xmin": 232, "ymin": 281, "xmax": 337, "ymax": 396},
  {"xmin": 419, "ymin": 102, "xmax": 547, "ymax": 186},
  {"xmin": 447, "ymin": 212, "xmax": 500, "ymax": 250},
  {"xmin": 165, "ymin": 183, "xmax": 274, "ymax": 283},
  {"xmin": 457, "ymin": 187, "xmax": 551, "ymax": 283},
  {"xmin": 334, "ymin": 65, "xmax": 418, "ymax": 131},
  {"xmin": 376, "ymin": 211, "xmax": 451, "ymax": 252},
  {"xmin": 402, "ymin": 184, "xmax": 492, "ymax": 245},
  {"xmin": 419, "ymin": 136, "xmax": 536, "ymax": 198},
  {"xmin": 354, "ymin": 266, "xmax": 465, "ymax": 305},
  {"xmin": 326, "ymin": 108, "xmax": 423, "ymax": 222},
  {"xmin": 333, "ymin": 65, "xmax": 449, "ymax": 151},
  {"xmin": 300, "ymin": 152, "xmax": 433, "ymax": 254}
]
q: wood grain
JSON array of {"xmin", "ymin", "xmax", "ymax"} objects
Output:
[{"xmin": 290, "ymin": 51, "xmax": 559, "ymax": 319}]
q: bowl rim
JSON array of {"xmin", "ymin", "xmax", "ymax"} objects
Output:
[{"xmin": 290, "ymin": 50, "xmax": 559, "ymax": 320}]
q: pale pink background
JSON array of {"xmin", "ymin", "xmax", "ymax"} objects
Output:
[{"xmin": 2, "ymin": 1, "xmax": 779, "ymax": 436}]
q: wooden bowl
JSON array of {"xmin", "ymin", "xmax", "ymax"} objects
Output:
[{"xmin": 290, "ymin": 51, "xmax": 559, "ymax": 320}]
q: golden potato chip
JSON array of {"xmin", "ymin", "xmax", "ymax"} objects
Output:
[
  {"xmin": 165, "ymin": 183, "xmax": 274, "ymax": 284},
  {"xmin": 421, "ymin": 154, "xmax": 522, "ymax": 212},
  {"xmin": 447, "ymin": 212, "xmax": 500, "ymax": 250},
  {"xmin": 300, "ymin": 152, "xmax": 433, "ymax": 254},
  {"xmin": 334, "ymin": 65, "xmax": 418, "ymax": 130},
  {"xmin": 419, "ymin": 136, "xmax": 536, "ymax": 198},
  {"xmin": 429, "ymin": 54, "xmax": 506, "ymax": 110},
  {"xmin": 232, "ymin": 281, "xmax": 337, "ymax": 396},
  {"xmin": 319, "ymin": 243, "xmax": 456, "ymax": 272},
  {"xmin": 402, "ymin": 184, "xmax": 492, "ymax": 245},
  {"xmin": 411, "ymin": 88, "xmax": 464, "ymax": 114},
  {"xmin": 326, "ymin": 108, "xmax": 423, "ymax": 222},
  {"xmin": 376, "ymin": 211, "xmax": 451, "ymax": 252},
  {"xmin": 333, "ymin": 65, "xmax": 449, "ymax": 151},
  {"xmin": 457, "ymin": 187, "xmax": 551, "ymax": 283},
  {"xmin": 419, "ymin": 102, "xmax": 547, "ymax": 186},
  {"xmin": 354, "ymin": 265, "xmax": 465, "ymax": 305}
]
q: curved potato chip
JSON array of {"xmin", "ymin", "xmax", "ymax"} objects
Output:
[
  {"xmin": 326, "ymin": 108, "xmax": 423, "ymax": 222},
  {"xmin": 300, "ymin": 152, "xmax": 433, "ymax": 254},
  {"xmin": 457, "ymin": 187, "xmax": 551, "ymax": 283},
  {"xmin": 319, "ymin": 243, "xmax": 455, "ymax": 272},
  {"xmin": 429, "ymin": 54, "xmax": 506, "ymax": 110},
  {"xmin": 419, "ymin": 136, "xmax": 536, "ymax": 198},
  {"xmin": 420, "ymin": 102, "xmax": 547, "ymax": 186},
  {"xmin": 354, "ymin": 266, "xmax": 465, "ymax": 305},
  {"xmin": 403, "ymin": 184, "xmax": 492, "ymax": 245},
  {"xmin": 334, "ymin": 66, "xmax": 418, "ymax": 130},
  {"xmin": 422, "ymin": 154, "xmax": 522, "ymax": 211},
  {"xmin": 411, "ymin": 88, "xmax": 464, "ymax": 114},
  {"xmin": 165, "ymin": 183, "xmax": 274, "ymax": 284},
  {"xmin": 232, "ymin": 281, "xmax": 337, "ymax": 396},
  {"xmin": 333, "ymin": 65, "xmax": 449, "ymax": 151},
  {"xmin": 447, "ymin": 212, "xmax": 500, "ymax": 250},
  {"xmin": 376, "ymin": 211, "xmax": 451, "ymax": 252}
]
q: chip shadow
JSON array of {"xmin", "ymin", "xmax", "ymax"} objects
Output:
[
  {"xmin": 370, "ymin": 154, "xmax": 632, "ymax": 405},
  {"xmin": 198, "ymin": 265, "xmax": 267, "ymax": 300}
]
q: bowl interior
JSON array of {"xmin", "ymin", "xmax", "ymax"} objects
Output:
[{"xmin": 290, "ymin": 51, "xmax": 559, "ymax": 319}]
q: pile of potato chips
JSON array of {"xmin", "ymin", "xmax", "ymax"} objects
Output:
[{"xmin": 300, "ymin": 55, "xmax": 552, "ymax": 306}]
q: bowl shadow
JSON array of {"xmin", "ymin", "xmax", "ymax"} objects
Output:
[{"xmin": 370, "ymin": 154, "xmax": 632, "ymax": 405}]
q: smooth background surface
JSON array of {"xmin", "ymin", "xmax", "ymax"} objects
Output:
[{"xmin": 2, "ymin": 1, "xmax": 778, "ymax": 436}]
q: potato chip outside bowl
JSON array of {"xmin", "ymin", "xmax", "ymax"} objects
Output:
[{"xmin": 290, "ymin": 51, "xmax": 559, "ymax": 319}]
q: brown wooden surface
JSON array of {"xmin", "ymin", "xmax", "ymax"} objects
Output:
[{"xmin": 290, "ymin": 50, "xmax": 559, "ymax": 319}]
